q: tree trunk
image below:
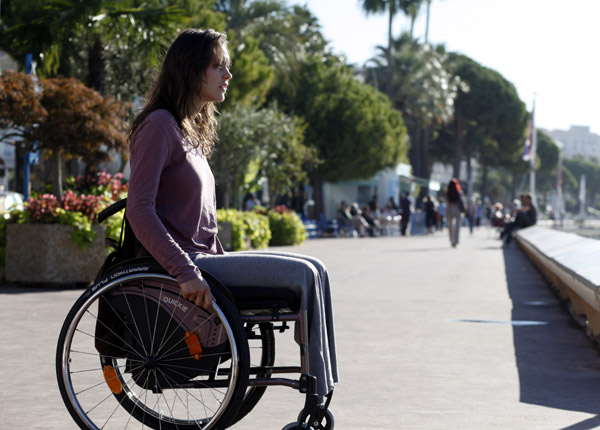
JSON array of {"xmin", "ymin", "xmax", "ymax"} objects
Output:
[
  {"xmin": 466, "ymin": 152, "xmax": 472, "ymax": 197},
  {"xmin": 311, "ymin": 174, "xmax": 325, "ymax": 220},
  {"xmin": 408, "ymin": 125, "xmax": 422, "ymax": 179},
  {"xmin": 421, "ymin": 126, "xmax": 431, "ymax": 180},
  {"xmin": 268, "ymin": 181, "xmax": 278, "ymax": 209},
  {"xmin": 385, "ymin": 5, "xmax": 394, "ymax": 100},
  {"xmin": 480, "ymin": 158, "xmax": 489, "ymax": 199},
  {"xmin": 215, "ymin": 183, "xmax": 225, "ymax": 209},
  {"xmin": 453, "ymin": 117, "xmax": 465, "ymax": 179},
  {"xmin": 87, "ymin": 37, "xmax": 106, "ymax": 95},
  {"xmin": 15, "ymin": 144, "xmax": 24, "ymax": 196},
  {"xmin": 52, "ymin": 151, "xmax": 64, "ymax": 202},
  {"xmin": 510, "ymin": 171, "xmax": 518, "ymax": 202},
  {"xmin": 232, "ymin": 174, "xmax": 242, "ymax": 210}
]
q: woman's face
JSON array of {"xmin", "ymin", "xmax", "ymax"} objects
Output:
[{"xmin": 198, "ymin": 50, "xmax": 232, "ymax": 105}]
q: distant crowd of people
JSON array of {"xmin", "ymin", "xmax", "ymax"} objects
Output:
[
  {"xmin": 333, "ymin": 178, "xmax": 537, "ymax": 247},
  {"xmin": 335, "ymin": 193, "xmax": 413, "ymax": 238}
]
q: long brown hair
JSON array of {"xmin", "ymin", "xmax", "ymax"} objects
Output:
[
  {"xmin": 129, "ymin": 29, "xmax": 228, "ymax": 155},
  {"xmin": 446, "ymin": 178, "xmax": 462, "ymax": 203}
]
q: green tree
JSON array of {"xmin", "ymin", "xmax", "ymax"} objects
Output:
[
  {"xmin": 1, "ymin": 0, "xmax": 191, "ymax": 99},
  {"xmin": 222, "ymin": 33, "xmax": 274, "ymax": 108},
  {"xmin": 0, "ymin": 72, "xmax": 129, "ymax": 199},
  {"xmin": 217, "ymin": 1, "xmax": 327, "ymax": 109},
  {"xmin": 563, "ymin": 157, "xmax": 600, "ymax": 209},
  {"xmin": 254, "ymin": 109, "xmax": 317, "ymax": 207},
  {"xmin": 535, "ymin": 130, "xmax": 560, "ymax": 196},
  {"xmin": 434, "ymin": 54, "xmax": 527, "ymax": 195},
  {"xmin": 366, "ymin": 36, "xmax": 461, "ymax": 182},
  {"xmin": 360, "ymin": 0, "xmax": 424, "ymax": 96},
  {"xmin": 272, "ymin": 54, "xmax": 408, "ymax": 215},
  {"xmin": 211, "ymin": 104, "xmax": 315, "ymax": 209}
]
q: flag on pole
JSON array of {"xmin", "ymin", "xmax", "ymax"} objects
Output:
[{"xmin": 522, "ymin": 103, "xmax": 536, "ymax": 164}]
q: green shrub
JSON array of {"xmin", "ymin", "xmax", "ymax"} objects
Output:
[
  {"xmin": 217, "ymin": 209, "xmax": 271, "ymax": 251},
  {"xmin": 268, "ymin": 206, "xmax": 306, "ymax": 246},
  {"xmin": 243, "ymin": 211, "xmax": 271, "ymax": 249}
]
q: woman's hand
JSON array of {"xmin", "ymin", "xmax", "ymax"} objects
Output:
[{"xmin": 180, "ymin": 277, "xmax": 215, "ymax": 309}]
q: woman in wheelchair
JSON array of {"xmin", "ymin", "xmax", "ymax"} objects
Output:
[{"xmin": 55, "ymin": 28, "xmax": 337, "ymax": 430}]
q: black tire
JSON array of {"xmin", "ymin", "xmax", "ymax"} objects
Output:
[
  {"xmin": 229, "ymin": 323, "xmax": 275, "ymax": 425},
  {"xmin": 56, "ymin": 263, "xmax": 249, "ymax": 430}
]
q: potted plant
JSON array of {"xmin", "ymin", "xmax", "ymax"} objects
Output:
[{"xmin": 3, "ymin": 171, "xmax": 128, "ymax": 285}]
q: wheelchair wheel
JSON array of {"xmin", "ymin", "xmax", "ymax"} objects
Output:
[
  {"xmin": 56, "ymin": 269, "xmax": 249, "ymax": 430},
  {"xmin": 230, "ymin": 322, "xmax": 275, "ymax": 425}
]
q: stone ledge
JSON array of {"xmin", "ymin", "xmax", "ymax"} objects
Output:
[{"xmin": 516, "ymin": 226, "xmax": 600, "ymax": 336}]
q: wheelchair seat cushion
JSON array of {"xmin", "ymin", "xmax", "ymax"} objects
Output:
[{"xmin": 228, "ymin": 285, "xmax": 301, "ymax": 313}]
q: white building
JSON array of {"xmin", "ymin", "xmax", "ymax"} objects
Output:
[
  {"xmin": 545, "ymin": 126, "xmax": 600, "ymax": 161},
  {"xmin": 322, "ymin": 163, "xmax": 444, "ymax": 220}
]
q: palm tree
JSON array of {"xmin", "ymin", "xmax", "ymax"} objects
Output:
[
  {"xmin": 360, "ymin": 0, "xmax": 396, "ymax": 99},
  {"xmin": 360, "ymin": 0, "xmax": 425, "ymax": 98},
  {"xmin": 1, "ymin": 0, "xmax": 186, "ymax": 96},
  {"xmin": 366, "ymin": 35, "xmax": 461, "ymax": 181}
]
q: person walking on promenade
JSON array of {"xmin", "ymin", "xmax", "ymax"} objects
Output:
[
  {"xmin": 445, "ymin": 178, "xmax": 464, "ymax": 247},
  {"xmin": 465, "ymin": 194, "xmax": 476, "ymax": 234},
  {"xmin": 500, "ymin": 192, "xmax": 537, "ymax": 244},
  {"xmin": 126, "ymin": 28, "xmax": 338, "ymax": 401},
  {"xmin": 400, "ymin": 192, "xmax": 411, "ymax": 236},
  {"xmin": 437, "ymin": 197, "xmax": 446, "ymax": 230},
  {"xmin": 424, "ymin": 195, "xmax": 437, "ymax": 234}
]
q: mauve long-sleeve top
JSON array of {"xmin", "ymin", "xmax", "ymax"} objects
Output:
[{"xmin": 126, "ymin": 109, "xmax": 223, "ymax": 284}]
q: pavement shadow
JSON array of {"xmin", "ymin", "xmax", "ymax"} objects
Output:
[
  {"xmin": 0, "ymin": 283, "xmax": 87, "ymax": 294},
  {"xmin": 503, "ymin": 243, "xmax": 600, "ymax": 418},
  {"xmin": 558, "ymin": 415, "xmax": 600, "ymax": 430}
]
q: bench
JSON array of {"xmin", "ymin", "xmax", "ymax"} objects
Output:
[{"xmin": 515, "ymin": 226, "xmax": 600, "ymax": 337}]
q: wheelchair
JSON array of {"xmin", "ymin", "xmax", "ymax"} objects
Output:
[{"xmin": 56, "ymin": 199, "xmax": 334, "ymax": 430}]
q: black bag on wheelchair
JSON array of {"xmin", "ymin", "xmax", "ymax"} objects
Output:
[
  {"xmin": 94, "ymin": 252, "xmax": 131, "ymax": 358},
  {"xmin": 95, "ymin": 270, "xmax": 230, "ymax": 389}
]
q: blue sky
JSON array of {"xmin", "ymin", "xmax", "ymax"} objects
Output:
[{"xmin": 294, "ymin": 0, "xmax": 600, "ymax": 135}]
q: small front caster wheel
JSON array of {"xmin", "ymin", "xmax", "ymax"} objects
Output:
[{"xmin": 296, "ymin": 409, "xmax": 334, "ymax": 430}]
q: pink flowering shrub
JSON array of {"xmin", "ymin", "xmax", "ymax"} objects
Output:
[
  {"xmin": 24, "ymin": 191, "xmax": 104, "ymax": 223},
  {"xmin": 67, "ymin": 170, "xmax": 128, "ymax": 201},
  {"xmin": 25, "ymin": 193, "xmax": 60, "ymax": 223},
  {"xmin": 4, "ymin": 170, "xmax": 129, "ymax": 248},
  {"xmin": 60, "ymin": 191, "xmax": 105, "ymax": 220}
]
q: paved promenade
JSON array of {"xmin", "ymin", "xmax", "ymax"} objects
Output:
[{"xmin": 2, "ymin": 227, "xmax": 600, "ymax": 429}]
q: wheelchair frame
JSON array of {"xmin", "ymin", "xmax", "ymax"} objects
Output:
[{"xmin": 55, "ymin": 199, "xmax": 334, "ymax": 430}]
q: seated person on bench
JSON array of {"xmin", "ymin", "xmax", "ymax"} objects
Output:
[
  {"xmin": 501, "ymin": 192, "xmax": 537, "ymax": 244},
  {"xmin": 126, "ymin": 28, "xmax": 338, "ymax": 401}
]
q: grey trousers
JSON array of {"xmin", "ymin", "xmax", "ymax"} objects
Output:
[
  {"xmin": 447, "ymin": 203, "xmax": 462, "ymax": 246},
  {"xmin": 190, "ymin": 250, "xmax": 339, "ymax": 398}
]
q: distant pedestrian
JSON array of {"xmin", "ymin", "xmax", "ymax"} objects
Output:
[
  {"xmin": 465, "ymin": 194, "xmax": 476, "ymax": 234},
  {"xmin": 368, "ymin": 194, "xmax": 378, "ymax": 211},
  {"xmin": 244, "ymin": 193, "xmax": 261, "ymax": 211},
  {"xmin": 438, "ymin": 197, "xmax": 446, "ymax": 230},
  {"xmin": 500, "ymin": 192, "xmax": 537, "ymax": 244},
  {"xmin": 445, "ymin": 178, "xmax": 465, "ymax": 247},
  {"xmin": 424, "ymin": 196, "xmax": 437, "ymax": 234},
  {"xmin": 399, "ymin": 192, "xmax": 411, "ymax": 236}
]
